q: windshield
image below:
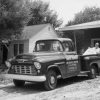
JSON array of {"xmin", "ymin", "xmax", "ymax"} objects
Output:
[{"xmin": 35, "ymin": 40, "xmax": 63, "ymax": 52}]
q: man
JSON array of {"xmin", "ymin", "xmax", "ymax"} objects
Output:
[
  {"xmin": 93, "ymin": 42, "xmax": 100, "ymax": 54},
  {"xmin": 83, "ymin": 42, "xmax": 100, "ymax": 55}
]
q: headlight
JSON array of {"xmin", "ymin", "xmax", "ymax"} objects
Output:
[
  {"xmin": 5, "ymin": 61, "xmax": 11, "ymax": 68},
  {"xmin": 34, "ymin": 62, "xmax": 41, "ymax": 69}
]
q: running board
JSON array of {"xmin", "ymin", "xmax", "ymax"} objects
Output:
[
  {"xmin": 80, "ymin": 71, "xmax": 90, "ymax": 74},
  {"xmin": 78, "ymin": 71, "xmax": 90, "ymax": 76}
]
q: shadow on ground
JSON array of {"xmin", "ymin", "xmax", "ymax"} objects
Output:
[
  {"xmin": 0, "ymin": 76, "xmax": 90, "ymax": 96},
  {"xmin": 57, "ymin": 76, "xmax": 89, "ymax": 88}
]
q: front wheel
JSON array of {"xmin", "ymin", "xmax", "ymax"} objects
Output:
[
  {"xmin": 13, "ymin": 79, "xmax": 25, "ymax": 87},
  {"xmin": 88, "ymin": 66, "xmax": 97, "ymax": 79},
  {"xmin": 44, "ymin": 70, "xmax": 57, "ymax": 91}
]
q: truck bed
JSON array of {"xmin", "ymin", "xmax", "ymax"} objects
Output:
[{"xmin": 79, "ymin": 54, "xmax": 100, "ymax": 71}]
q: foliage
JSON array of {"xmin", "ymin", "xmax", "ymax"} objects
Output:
[
  {"xmin": 0, "ymin": 0, "xmax": 63, "ymax": 39},
  {"xmin": 0, "ymin": 0, "xmax": 31, "ymax": 39},
  {"xmin": 66, "ymin": 7, "xmax": 100, "ymax": 26},
  {"xmin": 28, "ymin": 0, "xmax": 63, "ymax": 28}
]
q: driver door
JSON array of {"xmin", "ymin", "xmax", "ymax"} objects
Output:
[{"xmin": 62, "ymin": 41, "xmax": 80, "ymax": 78}]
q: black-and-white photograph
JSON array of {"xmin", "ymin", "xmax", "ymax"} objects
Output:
[{"xmin": 0, "ymin": 0, "xmax": 100, "ymax": 100}]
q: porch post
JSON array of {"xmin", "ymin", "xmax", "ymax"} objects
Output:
[{"xmin": 73, "ymin": 31, "xmax": 77, "ymax": 53}]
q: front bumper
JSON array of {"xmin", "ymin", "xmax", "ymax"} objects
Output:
[{"xmin": 1, "ymin": 74, "xmax": 46, "ymax": 82}]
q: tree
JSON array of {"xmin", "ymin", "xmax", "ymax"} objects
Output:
[
  {"xmin": 0, "ymin": 0, "xmax": 63, "ymax": 39},
  {"xmin": 66, "ymin": 7, "xmax": 100, "ymax": 26},
  {"xmin": 27, "ymin": 0, "xmax": 63, "ymax": 28},
  {"xmin": 0, "ymin": 0, "xmax": 31, "ymax": 39}
]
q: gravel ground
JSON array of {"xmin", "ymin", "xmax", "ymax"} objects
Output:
[{"xmin": 0, "ymin": 76, "xmax": 100, "ymax": 100}]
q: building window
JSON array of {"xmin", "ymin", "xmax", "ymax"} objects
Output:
[
  {"xmin": 14, "ymin": 44, "xmax": 18, "ymax": 56},
  {"xmin": 19, "ymin": 44, "xmax": 24, "ymax": 54},
  {"xmin": 14, "ymin": 43, "xmax": 24, "ymax": 56}
]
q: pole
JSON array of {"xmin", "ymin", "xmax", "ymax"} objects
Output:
[{"xmin": 74, "ymin": 31, "xmax": 77, "ymax": 53}]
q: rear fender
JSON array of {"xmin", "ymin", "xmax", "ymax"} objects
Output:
[{"xmin": 90, "ymin": 62, "xmax": 100, "ymax": 75}]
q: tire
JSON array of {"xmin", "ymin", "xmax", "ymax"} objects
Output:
[
  {"xmin": 13, "ymin": 79, "xmax": 25, "ymax": 87},
  {"xmin": 88, "ymin": 66, "xmax": 97, "ymax": 79},
  {"xmin": 44, "ymin": 70, "xmax": 57, "ymax": 91}
]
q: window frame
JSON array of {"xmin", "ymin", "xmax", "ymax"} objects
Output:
[
  {"xmin": 35, "ymin": 40, "xmax": 63, "ymax": 52},
  {"xmin": 13, "ymin": 43, "xmax": 24, "ymax": 56}
]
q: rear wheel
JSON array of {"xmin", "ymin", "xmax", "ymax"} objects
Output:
[
  {"xmin": 44, "ymin": 70, "xmax": 57, "ymax": 91},
  {"xmin": 13, "ymin": 79, "xmax": 25, "ymax": 87},
  {"xmin": 88, "ymin": 65, "xmax": 97, "ymax": 79}
]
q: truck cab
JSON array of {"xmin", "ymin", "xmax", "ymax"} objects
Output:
[{"xmin": 3, "ymin": 38, "xmax": 100, "ymax": 90}]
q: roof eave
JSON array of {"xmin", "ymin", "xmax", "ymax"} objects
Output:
[{"xmin": 59, "ymin": 21, "xmax": 100, "ymax": 31}]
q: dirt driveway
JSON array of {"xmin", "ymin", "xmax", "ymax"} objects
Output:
[{"xmin": 0, "ymin": 76, "xmax": 100, "ymax": 100}]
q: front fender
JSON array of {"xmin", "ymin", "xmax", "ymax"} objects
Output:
[
  {"xmin": 90, "ymin": 61, "xmax": 100, "ymax": 75},
  {"xmin": 46, "ymin": 64, "xmax": 62, "ymax": 77}
]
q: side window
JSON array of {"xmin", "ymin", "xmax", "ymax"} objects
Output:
[
  {"xmin": 63, "ymin": 41, "xmax": 74, "ymax": 52},
  {"xmin": 52, "ymin": 41, "xmax": 63, "ymax": 52},
  {"xmin": 68, "ymin": 41, "xmax": 74, "ymax": 51},
  {"xmin": 14, "ymin": 44, "xmax": 18, "ymax": 56},
  {"xmin": 63, "ymin": 42, "xmax": 69, "ymax": 52},
  {"xmin": 19, "ymin": 44, "xmax": 24, "ymax": 54}
]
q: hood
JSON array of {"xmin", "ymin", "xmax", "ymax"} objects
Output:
[
  {"xmin": 15, "ymin": 52, "xmax": 65, "ymax": 63},
  {"xmin": 16, "ymin": 53, "xmax": 36, "ymax": 59}
]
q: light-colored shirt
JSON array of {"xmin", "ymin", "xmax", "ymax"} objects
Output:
[
  {"xmin": 83, "ymin": 47, "xmax": 100, "ymax": 55},
  {"xmin": 92, "ymin": 47, "xmax": 100, "ymax": 54}
]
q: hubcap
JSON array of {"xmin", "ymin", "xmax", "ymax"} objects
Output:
[{"xmin": 50, "ymin": 76, "xmax": 55, "ymax": 84}]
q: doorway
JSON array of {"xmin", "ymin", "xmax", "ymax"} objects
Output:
[{"xmin": 1, "ymin": 44, "xmax": 8, "ymax": 64}]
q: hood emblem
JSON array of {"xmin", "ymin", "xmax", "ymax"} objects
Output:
[{"xmin": 17, "ymin": 59, "xmax": 27, "ymax": 63}]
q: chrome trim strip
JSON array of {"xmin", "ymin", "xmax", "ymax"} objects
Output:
[
  {"xmin": 13, "ymin": 65, "xmax": 36, "ymax": 75},
  {"xmin": 55, "ymin": 62, "xmax": 65, "ymax": 65},
  {"xmin": 48, "ymin": 62, "xmax": 65, "ymax": 69},
  {"xmin": 1, "ymin": 74, "xmax": 46, "ymax": 82},
  {"xmin": 48, "ymin": 65, "xmax": 58, "ymax": 69}
]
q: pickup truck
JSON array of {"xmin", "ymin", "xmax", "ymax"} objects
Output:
[{"xmin": 3, "ymin": 38, "xmax": 100, "ymax": 90}]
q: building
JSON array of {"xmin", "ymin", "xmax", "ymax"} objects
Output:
[
  {"xmin": 7, "ymin": 24, "xmax": 58, "ymax": 59},
  {"xmin": 59, "ymin": 20, "xmax": 100, "ymax": 54}
]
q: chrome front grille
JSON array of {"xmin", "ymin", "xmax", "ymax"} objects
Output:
[{"xmin": 12, "ymin": 65, "xmax": 37, "ymax": 75}]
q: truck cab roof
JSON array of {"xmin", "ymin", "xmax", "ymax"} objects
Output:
[{"xmin": 36, "ymin": 38, "xmax": 72, "ymax": 42}]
